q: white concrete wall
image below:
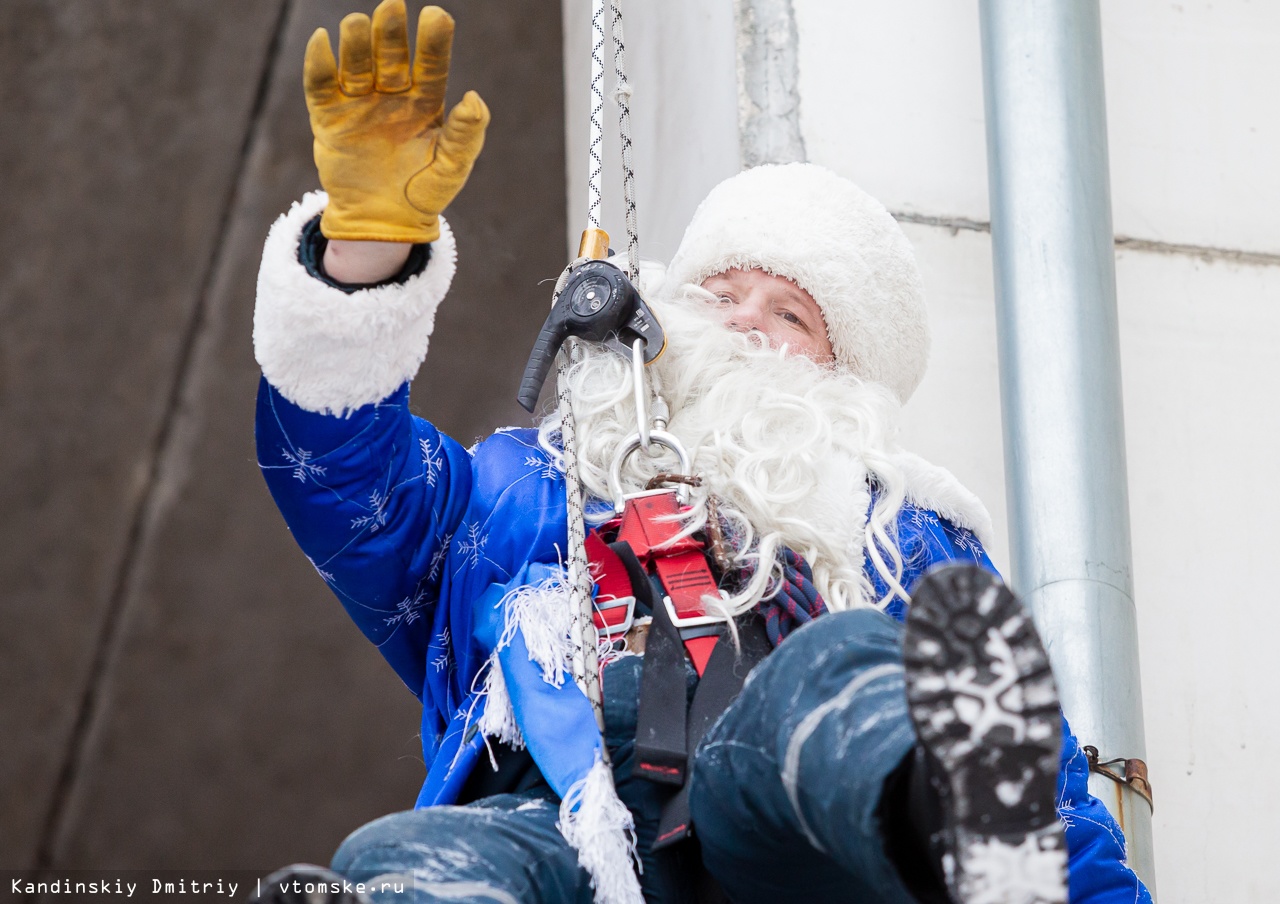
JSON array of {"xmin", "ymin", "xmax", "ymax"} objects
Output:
[{"xmin": 565, "ymin": 1, "xmax": 1280, "ymax": 898}]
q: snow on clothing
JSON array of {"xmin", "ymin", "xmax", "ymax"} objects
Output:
[{"xmin": 254, "ymin": 192, "xmax": 1150, "ymax": 903}]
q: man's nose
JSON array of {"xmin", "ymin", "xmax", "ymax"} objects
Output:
[{"xmin": 724, "ymin": 297, "xmax": 765, "ymax": 333}]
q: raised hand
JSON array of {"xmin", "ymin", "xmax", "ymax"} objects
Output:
[{"xmin": 304, "ymin": 0, "xmax": 490, "ymax": 243}]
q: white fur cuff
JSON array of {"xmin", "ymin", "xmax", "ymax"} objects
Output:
[
  {"xmin": 893, "ymin": 450, "xmax": 995, "ymax": 546},
  {"xmin": 253, "ymin": 191, "xmax": 457, "ymax": 416}
]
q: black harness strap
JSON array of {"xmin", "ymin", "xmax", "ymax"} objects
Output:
[
  {"xmin": 652, "ymin": 615, "xmax": 772, "ymax": 850},
  {"xmin": 604, "ymin": 529, "xmax": 775, "ymax": 902},
  {"xmin": 629, "ymin": 542, "xmax": 692, "ymax": 787}
]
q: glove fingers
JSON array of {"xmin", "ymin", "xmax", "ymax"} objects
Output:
[
  {"xmin": 413, "ymin": 6, "xmax": 455, "ymax": 119},
  {"xmin": 303, "ymin": 28, "xmax": 341, "ymax": 109},
  {"xmin": 372, "ymin": 0, "xmax": 411, "ymax": 93},
  {"xmin": 435, "ymin": 90, "xmax": 490, "ymax": 174},
  {"xmin": 337, "ymin": 13, "xmax": 373, "ymax": 96}
]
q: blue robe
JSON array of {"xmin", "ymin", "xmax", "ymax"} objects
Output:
[{"xmin": 256, "ymin": 375, "xmax": 1148, "ymax": 903}]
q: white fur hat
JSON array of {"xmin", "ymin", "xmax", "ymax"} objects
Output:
[{"xmin": 665, "ymin": 163, "xmax": 930, "ymax": 403}]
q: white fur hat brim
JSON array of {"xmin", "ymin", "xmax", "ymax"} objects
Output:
[{"xmin": 665, "ymin": 164, "xmax": 930, "ymax": 403}]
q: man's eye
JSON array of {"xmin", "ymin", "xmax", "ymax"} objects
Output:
[
  {"xmin": 716, "ymin": 294, "xmax": 734, "ymax": 305},
  {"xmin": 780, "ymin": 310, "xmax": 803, "ymax": 326}
]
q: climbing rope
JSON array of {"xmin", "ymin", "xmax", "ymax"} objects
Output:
[
  {"xmin": 559, "ymin": 335, "xmax": 603, "ymax": 739},
  {"xmin": 586, "ymin": 0, "xmax": 606, "ymax": 231},
  {"xmin": 610, "ymin": 0, "xmax": 640, "ymax": 283},
  {"xmin": 559, "ymin": 0, "xmax": 645, "ymax": 741}
]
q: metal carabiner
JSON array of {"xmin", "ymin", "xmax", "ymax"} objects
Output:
[
  {"xmin": 608, "ymin": 430, "xmax": 692, "ymax": 514},
  {"xmin": 632, "ymin": 337, "xmax": 650, "ymax": 450}
]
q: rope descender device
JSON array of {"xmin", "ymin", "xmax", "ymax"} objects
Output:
[{"xmin": 517, "ymin": 248, "xmax": 665, "ymax": 413}]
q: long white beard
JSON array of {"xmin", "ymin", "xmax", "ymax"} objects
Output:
[{"xmin": 539, "ymin": 285, "xmax": 912, "ymax": 613}]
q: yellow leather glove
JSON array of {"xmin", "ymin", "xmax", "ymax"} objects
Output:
[{"xmin": 304, "ymin": 0, "xmax": 490, "ymax": 243}]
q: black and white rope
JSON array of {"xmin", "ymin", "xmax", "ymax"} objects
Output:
[
  {"xmin": 609, "ymin": 0, "xmax": 640, "ymax": 283},
  {"xmin": 557, "ymin": 342, "xmax": 605, "ymax": 740},
  {"xmin": 587, "ymin": 0, "xmax": 606, "ymax": 230},
  {"xmin": 560, "ymin": 0, "xmax": 644, "ymax": 743},
  {"xmin": 551, "ymin": 258, "xmax": 606, "ymax": 740}
]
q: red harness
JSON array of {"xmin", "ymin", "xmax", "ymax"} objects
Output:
[
  {"xmin": 586, "ymin": 488, "xmax": 724, "ymax": 675},
  {"xmin": 588, "ymin": 487, "xmax": 774, "ymax": 855}
]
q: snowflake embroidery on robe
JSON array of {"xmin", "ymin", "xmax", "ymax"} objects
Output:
[
  {"xmin": 455, "ymin": 522, "xmax": 489, "ymax": 571},
  {"xmin": 523, "ymin": 454, "xmax": 560, "ymax": 481},
  {"xmin": 1057, "ymin": 801, "xmax": 1076, "ymax": 832},
  {"xmin": 306, "ymin": 555, "xmax": 335, "ymax": 584},
  {"xmin": 351, "ymin": 488, "xmax": 390, "ymax": 533},
  {"xmin": 420, "ymin": 437, "xmax": 445, "ymax": 487},
  {"xmin": 386, "ymin": 586, "xmax": 429, "ymax": 627},
  {"xmin": 431, "ymin": 627, "xmax": 453, "ymax": 673},
  {"xmin": 951, "ymin": 527, "xmax": 980, "ymax": 554},
  {"xmin": 427, "ymin": 532, "xmax": 453, "ymax": 582},
  {"xmin": 281, "ymin": 447, "xmax": 326, "ymax": 482}
]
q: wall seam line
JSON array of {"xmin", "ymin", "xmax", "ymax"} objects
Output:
[
  {"xmin": 890, "ymin": 210, "xmax": 1280, "ymax": 267},
  {"xmin": 29, "ymin": 0, "xmax": 295, "ymax": 873}
]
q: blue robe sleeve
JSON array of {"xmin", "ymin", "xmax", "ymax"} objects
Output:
[
  {"xmin": 876, "ymin": 501, "xmax": 1150, "ymax": 903},
  {"xmin": 255, "ymin": 377, "xmax": 473, "ymax": 699}
]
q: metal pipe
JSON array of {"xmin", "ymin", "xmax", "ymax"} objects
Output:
[
  {"xmin": 978, "ymin": 0, "xmax": 1155, "ymax": 891},
  {"xmin": 734, "ymin": 0, "xmax": 807, "ymax": 167}
]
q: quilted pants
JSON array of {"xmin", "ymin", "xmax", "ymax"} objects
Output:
[{"xmin": 331, "ymin": 610, "xmax": 919, "ymax": 903}]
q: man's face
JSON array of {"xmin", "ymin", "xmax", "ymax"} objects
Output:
[{"xmin": 700, "ymin": 268, "xmax": 834, "ymax": 364}]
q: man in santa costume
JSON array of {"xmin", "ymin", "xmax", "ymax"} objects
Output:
[{"xmin": 250, "ymin": 3, "xmax": 1151, "ymax": 903}]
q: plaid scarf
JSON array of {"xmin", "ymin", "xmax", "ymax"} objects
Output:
[{"xmin": 753, "ymin": 547, "xmax": 828, "ymax": 647}]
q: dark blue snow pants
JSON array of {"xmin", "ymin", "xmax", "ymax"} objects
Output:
[{"xmin": 331, "ymin": 610, "xmax": 920, "ymax": 903}]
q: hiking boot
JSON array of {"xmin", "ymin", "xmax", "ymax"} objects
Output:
[
  {"xmin": 247, "ymin": 865, "xmax": 371, "ymax": 904},
  {"xmin": 902, "ymin": 564, "xmax": 1068, "ymax": 904}
]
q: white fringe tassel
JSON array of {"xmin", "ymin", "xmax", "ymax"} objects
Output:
[
  {"xmin": 497, "ymin": 574, "xmax": 578, "ymax": 687},
  {"xmin": 558, "ymin": 757, "xmax": 644, "ymax": 904},
  {"xmin": 476, "ymin": 655, "xmax": 524, "ymax": 749},
  {"xmin": 473, "ymin": 575, "xmax": 579, "ymax": 752}
]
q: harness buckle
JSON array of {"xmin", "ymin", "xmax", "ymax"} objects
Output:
[
  {"xmin": 662, "ymin": 593, "xmax": 730, "ymax": 630},
  {"xmin": 595, "ymin": 595, "xmax": 637, "ymax": 639},
  {"xmin": 616, "ymin": 487, "xmax": 680, "ymax": 506}
]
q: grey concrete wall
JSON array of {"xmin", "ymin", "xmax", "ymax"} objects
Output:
[{"xmin": 0, "ymin": 0, "xmax": 565, "ymax": 873}]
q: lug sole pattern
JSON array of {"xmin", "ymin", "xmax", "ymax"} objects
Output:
[{"xmin": 904, "ymin": 565, "xmax": 1068, "ymax": 904}]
